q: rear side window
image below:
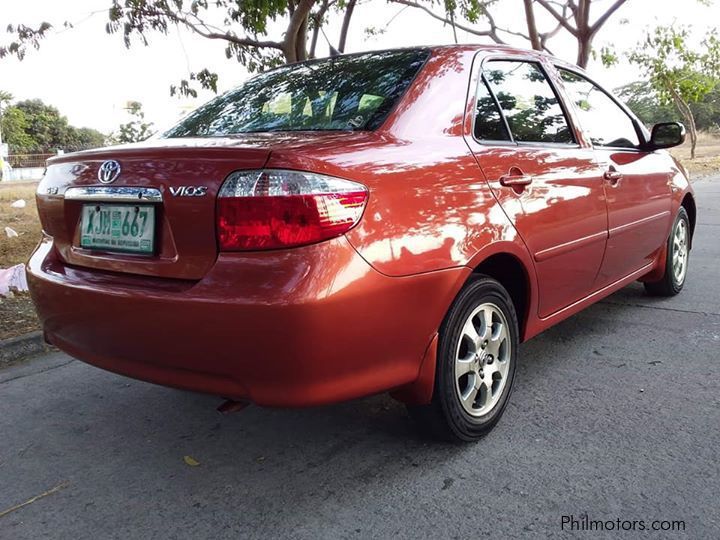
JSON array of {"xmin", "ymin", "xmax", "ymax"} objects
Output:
[
  {"xmin": 474, "ymin": 78, "xmax": 511, "ymax": 141},
  {"xmin": 481, "ymin": 60, "xmax": 574, "ymax": 144},
  {"xmin": 558, "ymin": 69, "xmax": 640, "ymax": 149},
  {"xmin": 164, "ymin": 50, "xmax": 429, "ymax": 136}
]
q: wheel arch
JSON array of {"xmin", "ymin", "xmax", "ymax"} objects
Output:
[
  {"xmin": 681, "ymin": 192, "xmax": 696, "ymax": 249},
  {"xmin": 471, "ymin": 252, "xmax": 532, "ymax": 340},
  {"xmin": 391, "ymin": 246, "xmax": 536, "ymax": 406}
]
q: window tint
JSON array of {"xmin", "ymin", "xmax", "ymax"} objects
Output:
[
  {"xmin": 474, "ymin": 78, "xmax": 511, "ymax": 141},
  {"xmin": 559, "ymin": 69, "xmax": 640, "ymax": 149},
  {"xmin": 164, "ymin": 50, "xmax": 428, "ymax": 136},
  {"xmin": 483, "ymin": 61, "xmax": 574, "ymax": 144}
]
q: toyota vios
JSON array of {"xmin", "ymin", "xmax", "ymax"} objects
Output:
[{"xmin": 28, "ymin": 46, "xmax": 695, "ymax": 441}]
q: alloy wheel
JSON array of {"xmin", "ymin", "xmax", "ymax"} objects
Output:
[
  {"xmin": 454, "ymin": 302, "xmax": 512, "ymax": 417},
  {"xmin": 672, "ymin": 218, "xmax": 689, "ymax": 285}
]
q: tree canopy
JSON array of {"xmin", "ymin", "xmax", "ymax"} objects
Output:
[
  {"xmin": 3, "ymin": 1, "xmax": 360, "ymax": 97},
  {"xmin": 628, "ymin": 25, "xmax": 720, "ymax": 158},
  {"xmin": 0, "ymin": 0, "xmax": 626, "ymax": 96},
  {"xmin": 0, "ymin": 96, "xmax": 107, "ymax": 153},
  {"xmin": 618, "ymin": 81, "xmax": 720, "ymax": 132},
  {"xmin": 386, "ymin": 0, "xmax": 628, "ymax": 68}
]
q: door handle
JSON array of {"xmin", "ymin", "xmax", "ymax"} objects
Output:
[
  {"xmin": 500, "ymin": 168, "xmax": 533, "ymax": 187},
  {"xmin": 603, "ymin": 168, "xmax": 623, "ymax": 185}
]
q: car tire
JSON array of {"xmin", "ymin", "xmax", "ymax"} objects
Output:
[
  {"xmin": 644, "ymin": 207, "xmax": 690, "ymax": 297},
  {"xmin": 408, "ymin": 275, "xmax": 519, "ymax": 442}
]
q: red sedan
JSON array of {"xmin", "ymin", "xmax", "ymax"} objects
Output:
[{"xmin": 28, "ymin": 46, "xmax": 695, "ymax": 441}]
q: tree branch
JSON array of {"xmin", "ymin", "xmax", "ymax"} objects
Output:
[
  {"xmin": 125, "ymin": 7, "xmax": 284, "ymax": 50},
  {"xmin": 538, "ymin": 3, "xmax": 568, "ymax": 50},
  {"xmin": 388, "ymin": 0, "xmax": 503, "ymax": 42},
  {"xmin": 534, "ymin": 0, "xmax": 578, "ymax": 36},
  {"xmin": 589, "ymin": 0, "xmax": 628, "ymax": 34}
]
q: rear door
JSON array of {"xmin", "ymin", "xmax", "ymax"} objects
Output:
[
  {"xmin": 465, "ymin": 56, "xmax": 609, "ymax": 318},
  {"xmin": 556, "ymin": 68, "xmax": 672, "ymax": 287}
]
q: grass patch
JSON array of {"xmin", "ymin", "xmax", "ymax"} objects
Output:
[
  {"xmin": 0, "ymin": 182, "xmax": 41, "ymax": 268},
  {"xmin": 1, "ymin": 182, "xmax": 42, "ymax": 340}
]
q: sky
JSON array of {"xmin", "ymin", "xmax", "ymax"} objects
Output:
[{"xmin": 0, "ymin": 0, "xmax": 718, "ymax": 135}]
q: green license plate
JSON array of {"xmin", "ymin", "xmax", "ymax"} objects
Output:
[{"xmin": 80, "ymin": 204, "xmax": 155, "ymax": 254}]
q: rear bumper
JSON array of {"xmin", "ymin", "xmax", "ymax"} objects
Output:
[{"xmin": 27, "ymin": 236, "xmax": 467, "ymax": 407}]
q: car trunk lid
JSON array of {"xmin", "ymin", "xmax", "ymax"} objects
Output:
[{"xmin": 36, "ymin": 138, "xmax": 271, "ymax": 280}]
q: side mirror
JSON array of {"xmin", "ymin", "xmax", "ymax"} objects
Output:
[{"xmin": 648, "ymin": 122, "xmax": 686, "ymax": 150}]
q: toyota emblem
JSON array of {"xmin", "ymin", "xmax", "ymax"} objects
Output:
[{"xmin": 98, "ymin": 160, "xmax": 121, "ymax": 184}]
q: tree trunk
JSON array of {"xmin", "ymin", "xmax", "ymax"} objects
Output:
[
  {"xmin": 685, "ymin": 110, "xmax": 698, "ymax": 160},
  {"xmin": 523, "ymin": 0, "xmax": 541, "ymax": 50},
  {"xmin": 309, "ymin": 25, "xmax": 319, "ymax": 59},
  {"xmin": 671, "ymin": 88, "xmax": 697, "ymax": 159},
  {"xmin": 308, "ymin": 0, "xmax": 330, "ymax": 59},
  {"xmin": 575, "ymin": 0, "xmax": 592, "ymax": 68},
  {"xmin": 577, "ymin": 0, "xmax": 628, "ymax": 68},
  {"xmin": 296, "ymin": 14, "xmax": 309, "ymax": 61},
  {"xmin": 338, "ymin": 0, "xmax": 357, "ymax": 53},
  {"xmin": 576, "ymin": 33, "xmax": 592, "ymax": 68},
  {"xmin": 283, "ymin": 0, "xmax": 316, "ymax": 64}
]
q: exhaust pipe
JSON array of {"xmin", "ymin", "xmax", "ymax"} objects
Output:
[{"xmin": 217, "ymin": 399, "xmax": 250, "ymax": 414}]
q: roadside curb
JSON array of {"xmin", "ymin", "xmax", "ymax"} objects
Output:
[{"xmin": 0, "ymin": 331, "xmax": 52, "ymax": 368}]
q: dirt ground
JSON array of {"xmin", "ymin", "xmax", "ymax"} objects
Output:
[
  {"xmin": 1, "ymin": 135, "xmax": 719, "ymax": 341},
  {"xmin": 0, "ymin": 183, "xmax": 42, "ymax": 340},
  {"xmin": 0, "ymin": 291, "xmax": 40, "ymax": 340},
  {"xmin": 670, "ymin": 132, "xmax": 720, "ymax": 178},
  {"xmin": 0, "ymin": 182, "xmax": 40, "ymax": 268}
]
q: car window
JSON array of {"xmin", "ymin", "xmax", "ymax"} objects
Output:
[
  {"xmin": 474, "ymin": 78, "xmax": 511, "ymax": 141},
  {"xmin": 164, "ymin": 50, "xmax": 429, "ymax": 136},
  {"xmin": 482, "ymin": 60, "xmax": 574, "ymax": 144},
  {"xmin": 558, "ymin": 69, "xmax": 640, "ymax": 149}
]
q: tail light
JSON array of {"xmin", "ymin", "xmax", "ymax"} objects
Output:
[{"xmin": 217, "ymin": 169, "xmax": 368, "ymax": 250}]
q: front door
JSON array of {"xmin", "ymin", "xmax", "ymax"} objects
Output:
[
  {"xmin": 466, "ymin": 58, "xmax": 609, "ymax": 318},
  {"xmin": 557, "ymin": 69, "xmax": 672, "ymax": 287}
]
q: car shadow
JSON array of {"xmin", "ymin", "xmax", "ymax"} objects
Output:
[
  {"xmin": 68, "ymin": 280, "xmax": 654, "ymax": 454},
  {"xmin": 61, "ymin": 282, "xmax": 643, "ymax": 461}
]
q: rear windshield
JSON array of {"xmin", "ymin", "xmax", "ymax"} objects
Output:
[{"xmin": 164, "ymin": 49, "xmax": 429, "ymax": 137}]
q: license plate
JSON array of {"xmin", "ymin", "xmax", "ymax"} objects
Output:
[{"xmin": 80, "ymin": 204, "xmax": 155, "ymax": 254}]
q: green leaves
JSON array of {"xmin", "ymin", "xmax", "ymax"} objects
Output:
[
  {"xmin": 104, "ymin": 0, "xmax": 311, "ymax": 90},
  {"xmin": 616, "ymin": 81, "xmax": 680, "ymax": 126},
  {"xmin": 595, "ymin": 46, "xmax": 618, "ymax": 68},
  {"xmin": 170, "ymin": 69, "xmax": 219, "ymax": 98},
  {"xmin": 1, "ymin": 107, "xmax": 34, "ymax": 150},
  {"xmin": 628, "ymin": 25, "xmax": 720, "ymax": 106},
  {"xmin": 113, "ymin": 101, "xmax": 155, "ymax": 143},
  {"xmin": 0, "ymin": 98, "xmax": 106, "ymax": 153},
  {"xmin": 0, "ymin": 23, "xmax": 53, "ymax": 60},
  {"xmin": 628, "ymin": 23, "xmax": 720, "ymax": 157},
  {"xmin": 225, "ymin": 0, "xmax": 290, "ymax": 35}
]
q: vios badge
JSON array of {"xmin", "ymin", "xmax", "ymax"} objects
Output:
[
  {"xmin": 98, "ymin": 160, "xmax": 121, "ymax": 184},
  {"xmin": 170, "ymin": 186, "xmax": 208, "ymax": 197}
]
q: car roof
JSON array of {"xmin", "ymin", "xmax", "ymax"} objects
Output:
[
  {"xmin": 319, "ymin": 44, "xmax": 580, "ymax": 72},
  {"xmin": 430, "ymin": 43, "xmax": 576, "ymax": 67},
  {"xmin": 254, "ymin": 45, "xmax": 583, "ymax": 80}
]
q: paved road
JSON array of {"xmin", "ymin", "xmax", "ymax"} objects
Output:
[{"xmin": 2, "ymin": 179, "xmax": 719, "ymax": 539}]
